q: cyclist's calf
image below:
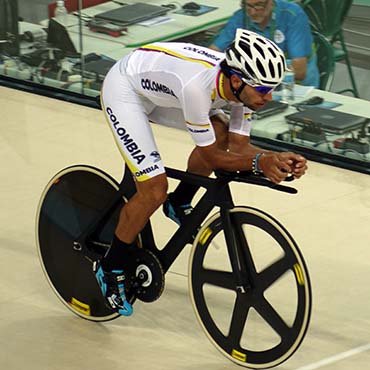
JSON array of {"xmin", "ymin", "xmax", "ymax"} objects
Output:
[
  {"xmin": 115, "ymin": 175, "xmax": 168, "ymax": 243},
  {"xmin": 135, "ymin": 173, "xmax": 168, "ymax": 212}
]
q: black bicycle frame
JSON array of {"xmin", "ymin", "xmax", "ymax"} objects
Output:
[{"xmin": 76, "ymin": 165, "xmax": 297, "ymax": 287}]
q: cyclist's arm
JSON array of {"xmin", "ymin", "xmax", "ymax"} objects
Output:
[
  {"xmin": 225, "ymin": 105, "xmax": 306, "ymax": 179},
  {"xmin": 196, "ymin": 142, "xmax": 290, "ymax": 182},
  {"xmin": 227, "ymin": 133, "xmax": 307, "ymax": 179},
  {"xmin": 228, "ymin": 132, "xmax": 269, "ymax": 156}
]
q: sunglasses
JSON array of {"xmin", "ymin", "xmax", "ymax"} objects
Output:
[
  {"xmin": 249, "ymin": 84, "xmax": 274, "ymax": 95},
  {"xmin": 229, "ymin": 70, "xmax": 274, "ymax": 95}
]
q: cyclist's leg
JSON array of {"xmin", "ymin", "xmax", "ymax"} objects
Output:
[
  {"xmin": 101, "ymin": 61, "xmax": 168, "ymax": 242},
  {"xmin": 97, "ymin": 61, "xmax": 168, "ymax": 314},
  {"xmin": 114, "ymin": 174, "xmax": 168, "ymax": 243}
]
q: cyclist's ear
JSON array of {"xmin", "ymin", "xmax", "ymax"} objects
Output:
[{"xmin": 230, "ymin": 74, "xmax": 242, "ymax": 88}]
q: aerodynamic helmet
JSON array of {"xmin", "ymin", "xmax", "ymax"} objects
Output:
[{"xmin": 225, "ymin": 28, "xmax": 287, "ymax": 88}]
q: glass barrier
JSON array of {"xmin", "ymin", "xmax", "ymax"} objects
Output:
[
  {"xmin": 1, "ymin": 0, "xmax": 369, "ymax": 174},
  {"xmin": 1, "ymin": 0, "xmax": 232, "ymax": 97}
]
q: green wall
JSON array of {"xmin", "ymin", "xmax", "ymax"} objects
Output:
[{"xmin": 353, "ymin": 0, "xmax": 370, "ymax": 5}]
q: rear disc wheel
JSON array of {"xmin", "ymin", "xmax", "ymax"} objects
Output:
[{"xmin": 36, "ymin": 165, "xmax": 126, "ymax": 321}]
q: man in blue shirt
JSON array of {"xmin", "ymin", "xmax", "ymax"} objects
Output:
[{"xmin": 210, "ymin": 0, "xmax": 319, "ymax": 87}]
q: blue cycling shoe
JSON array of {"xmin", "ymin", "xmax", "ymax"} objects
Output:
[
  {"xmin": 163, "ymin": 194, "xmax": 193, "ymax": 226},
  {"xmin": 94, "ymin": 262, "xmax": 133, "ymax": 316}
]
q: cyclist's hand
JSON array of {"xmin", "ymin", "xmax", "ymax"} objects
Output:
[
  {"xmin": 289, "ymin": 154, "xmax": 307, "ymax": 179},
  {"xmin": 259, "ymin": 152, "xmax": 303, "ymax": 183}
]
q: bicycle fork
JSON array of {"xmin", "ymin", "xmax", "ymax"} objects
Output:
[{"xmin": 220, "ymin": 207, "xmax": 252, "ymax": 294}]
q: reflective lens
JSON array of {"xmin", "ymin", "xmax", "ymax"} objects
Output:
[
  {"xmin": 253, "ymin": 85, "xmax": 274, "ymax": 95},
  {"xmin": 229, "ymin": 69, "xmax": 274, "ymax": 95}
]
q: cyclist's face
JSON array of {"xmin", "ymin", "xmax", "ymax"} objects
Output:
[
  {"xmin": 228, "ymin": 74, "xmax": 273, "ymax": 109},
  {"xmin": 239, "ymin": 84, "xmax": 272, "ymax": 110},
  {"xmin": 245, "ymin": 0, "xmax": 273, "ymax": 24}
]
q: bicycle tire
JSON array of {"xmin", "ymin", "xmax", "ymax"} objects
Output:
[
  {"xmin": 189, "ymin": 206, "xmax": 312, "ymax": 368},
  {"xmin": 36, "ymin": 165, "xmax": 124, "ymax": 322}
]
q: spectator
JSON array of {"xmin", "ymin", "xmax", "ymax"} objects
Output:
[{"xmin": 210, "ymin": 0, "xmax": 319, "ymax": 87}]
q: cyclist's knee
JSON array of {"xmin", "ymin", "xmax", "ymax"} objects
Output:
[
  {"xmin": 148, "ymin": 184, "xmax": 168, "ymax": 206},
  {"xmin": 136, "ymin": 175, "xmax": 168, "ymax": 207}
]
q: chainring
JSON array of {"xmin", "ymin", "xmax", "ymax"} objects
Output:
[{"xmin": 125, "ymin": 248, "xmax": 165, "ymax": 303}]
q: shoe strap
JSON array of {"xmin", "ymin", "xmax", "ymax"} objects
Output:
[{"xmin": 104, "ymin": 270, "xmax": 125, "ymax": 284}]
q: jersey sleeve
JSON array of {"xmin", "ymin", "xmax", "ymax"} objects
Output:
[
  {"xmin": 180, "ymin": 82, "xmax": 217, "ymax": 147},
  {"xmin": 228, "ymin": 103, "xmax": 252, "ymax": 136}
]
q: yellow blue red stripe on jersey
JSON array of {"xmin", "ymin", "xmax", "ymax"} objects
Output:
[
  {"xmin": 138, "ymin": 44, "xmax": 217, "ymax": 68},
  {"xmin": 216, "ymin": 70, "xmax": 227, "ymax": 100},
  {"xmin": 244, "ymin": 112, "xmax": 252, "ymax": 120},
  {"xmin": 186, "ymin": 122, "xmax": 211, "ymax": 128}
]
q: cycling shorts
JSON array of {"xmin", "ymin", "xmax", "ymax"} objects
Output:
[
  {"xmin": 101, "ymin": 59, "xmax": 224, "ymax": 182},
  {"xmin": 101, "ymin": 61, "xmax": 166, "ymax": 182}
]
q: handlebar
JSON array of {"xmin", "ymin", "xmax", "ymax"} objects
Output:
[
  {"xmin": 164, "ymin": 167, "xmax": 297, "ymax": 194},
  {"xmin": 214, "ymin": 170, "xmax": 298, "ymax": 194}
]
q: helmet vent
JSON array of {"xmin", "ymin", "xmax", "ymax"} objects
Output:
[
  {"xmin": 268, "ymin": 60, "xmax": 276, "ymax": 78},
  {"xmin": 277, "ymin": 60, "xmax": 283, "ymax": 77},
  {"xmin": 224, "ymin": 29, "xmax": 286, "ymax": 87},
  {"xmin": 268, "ymin": 47, "xmax": 277, "ymax": 58},
  {"xmin": 240, "ymin": 41, "xmax": 253, "ymax": 60},
  {"xmin": 254, "ymin": 43, "xmax": 265, "ymax": 58},
  {"xmin": 280, "ymin": 55, "xmax": 286, "ymax": 69},
  {"xmin": 256, "ymin": 59, "xmax": 266, "ymax": 78},
  {"xmin": 244, "ymin": 63, "xmax": 256, "ymax": 79}
]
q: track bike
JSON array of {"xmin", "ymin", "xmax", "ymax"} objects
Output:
[{"xmin": 36, "ymin": 164, "xmax": 312, "ymax": 369}]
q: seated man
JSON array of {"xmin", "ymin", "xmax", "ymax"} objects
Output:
[{"xmin": 210, "ymin": 0, "xmax": 319, "ymax": 87}]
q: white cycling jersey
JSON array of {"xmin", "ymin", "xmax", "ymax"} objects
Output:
[{"xmin": 101, "ymin": 42, "xmax": 253, "ymax": 181}]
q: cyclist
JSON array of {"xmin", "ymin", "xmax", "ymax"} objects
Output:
[{"xmin": 95, "ymin": 29, "xmax": 307, "ymax": 316}]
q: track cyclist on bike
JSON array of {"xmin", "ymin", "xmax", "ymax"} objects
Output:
[{"xmin": 96, "ymin": 29, "xmax": 308, "ymax": 316}]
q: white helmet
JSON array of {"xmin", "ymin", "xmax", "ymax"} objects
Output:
[{"xmin": 225, "ymin": 28, "xmax": 287, "ymax": 88}]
